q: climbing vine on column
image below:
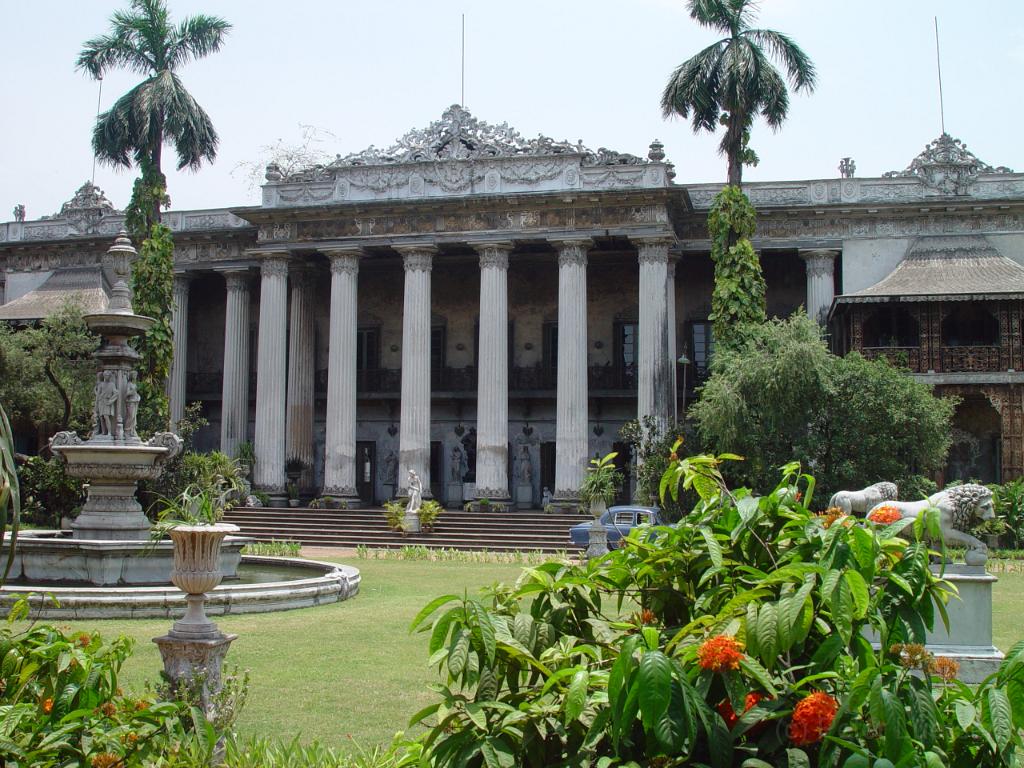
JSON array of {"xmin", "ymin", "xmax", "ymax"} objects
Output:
[
  {"xmin": 126, "ymin": 161, "xmax": 175, "ymax": 436},
  {"xmin": 707, "ymin": 185, "xmax": 766, "ymax": 350}
]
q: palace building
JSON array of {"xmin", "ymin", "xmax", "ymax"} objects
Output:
[{"xmin": 2, "ymin": 107, "xmax": 1022, "ymax": 503}]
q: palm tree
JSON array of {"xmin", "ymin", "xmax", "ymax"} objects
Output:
[
  {"xmin": 77, "ymin": 0, "xmax": 230, "ymax": 193},
  {"xmin": 661, "ymin": 0, "xmax": 816, "ymax": 186}
]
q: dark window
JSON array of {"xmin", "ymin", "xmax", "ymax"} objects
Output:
[
  {"xmin": 543, "ymin": 322, "xmax": 558, "ymax": 371},
  {"xmin": 690, "ymin": 321, "xmax": 715, "ymax": 380},
  {"xmin": 942, "ymin": 305, "xmax": 999, "ymax": 346},
  {"xmin": 431, "ymin": 325, "xmax": 447, "ymax": 388},
  {"xmin": 863, "ymin": 307, "xmax": 920, "ymax": 348},
  {"xmin": 356, "ymin": 327, "xmax": 380, "ymax": 371},
  {"xmin": 614, "ymin": 321, "xmax": 639, "ymax": 386}
]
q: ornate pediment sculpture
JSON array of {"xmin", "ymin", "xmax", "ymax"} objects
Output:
[{"xmin": 884, "ymin": 133, "xmax": 1013, "ymax": 195}]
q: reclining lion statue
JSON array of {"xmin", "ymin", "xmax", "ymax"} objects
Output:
[
  {"xmin": 866, "ymin": 483, "xmax": 995, "ymax": 565},
  {"xmin": 829, "ymin": 481, "xmax": 898, "ymax": 515}
]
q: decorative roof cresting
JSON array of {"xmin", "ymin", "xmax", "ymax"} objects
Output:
[
  {"xmin": 53, "ymin": 181, "xmax": 120, "ymax": 218},
  {"xmin": 268, "ymin": 104, "xmax": 646, "ymax": 182},
  {"xmin": 884, "ymin": 133, "xmax": 1013, "ymax": 195}
]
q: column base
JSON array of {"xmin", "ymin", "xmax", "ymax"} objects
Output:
[
  {"xmin": 473, "ymin": 487, "xmax": 511, "ymax": 503},
  {"xmin": 323, "ymin": 486, "xmax": 360, "ymax": 509}
]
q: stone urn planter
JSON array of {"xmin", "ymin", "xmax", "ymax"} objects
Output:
[
  {"xmin": 167, "ymin": 523, "xmax": 240, "ymax": 640},
  {"xmin": 586, "ymin": 498, "xmax": 609, "ymax": 558}
]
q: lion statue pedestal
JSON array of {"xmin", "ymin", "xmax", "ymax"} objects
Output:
[
  {"xmin": 842, "ymin": 482, "xmax": 1004, "ymax": 683},
  {"xmin": 926, "ymin": 563, "xmax": 1004, "ymax": 683}
]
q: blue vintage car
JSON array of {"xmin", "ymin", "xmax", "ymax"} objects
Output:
[{"xmin": 569, "ymin": 505, "xmax": 662, "ymax": 549}]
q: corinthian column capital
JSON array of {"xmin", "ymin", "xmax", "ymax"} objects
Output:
[
  {"xmin": 260, "ymin": 253, "xmax": 291, "ymax": 278},
  {"xmin": 800, "ymin": 249, "xmax": 839, "ymax": 278},
  {"xmin": 477, "ymin": 241, "xmax": 513, "ymax": 271},
  {"xmin": 552, "ymin": 238, "xmax": 592, "ymax": 268},
  {"xmin": 396, "ymin": 245, "xmax": 435, "ymax": 273},
  {"xmin": 634, "ymin": 235, "xmax": 676, "ymax": 265},
  {"xmin": 324, "ymin": 248, "xmax": 362, "ymax": 276}
]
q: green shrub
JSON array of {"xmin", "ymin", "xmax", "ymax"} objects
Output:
[
  {"xmin": 242, "ymin": 540, "xmax": 302, "ymax": 557},
  {"xmin": 419, "ymin": 499, "xmax": 443, "ymax": 531},
  {"xmin": 992, "ymin": 478, "xmax": 1024, "ymax": 549},
  {"xmin": 17, "ymin": 454, "xmax": 84, "ymax": 527},
  {"xmin": 0, "ymin": 603, "xmax": 202, "ymax": 765},
  {"xmin": 384, "ymin": 500, "xmax": 408, "ymax": 533},
  {"xmin": 410, "ymin": 455, "xmax": 1024, "ymax": 766}
]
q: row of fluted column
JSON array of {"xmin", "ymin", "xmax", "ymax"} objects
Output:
[{"xmin": 164, "ymin": 243, "xmax": 838, "ymax": 501}]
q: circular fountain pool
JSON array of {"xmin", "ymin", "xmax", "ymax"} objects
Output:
[{"xmin": 0, "ymin": 555, "xmax": 360, "ymax": 619}]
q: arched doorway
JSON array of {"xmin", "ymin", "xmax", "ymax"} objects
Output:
[{"xmin": 946, "ymin": 395, "xmax": 1001, "ymax": 483}]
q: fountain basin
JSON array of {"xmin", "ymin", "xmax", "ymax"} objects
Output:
[
  {"xmin": 0, "ymin": 556, "xmax": 360, "ymax": 619},
  {"xmin": 6, "ymin": 530, "xmax": 249, "ymax": 585}
]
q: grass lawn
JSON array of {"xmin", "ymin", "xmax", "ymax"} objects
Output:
[
  {"xmin": 19, "ymin": 557, "xmax": 1024, "ymax": 752},
  {"xmin": 41, "ymin": 558, "xmax": 528, "ymax": 751}
]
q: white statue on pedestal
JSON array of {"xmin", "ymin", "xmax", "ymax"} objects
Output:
[
  {"xmin": 866, "ymin": 483, "xmax": 996, "ymax": 565},
  {"xmin": 829, "ymin": 481, "xmax": 898, "ymax": 514}
]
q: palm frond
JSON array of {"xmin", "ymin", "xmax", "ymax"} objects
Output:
[
  {"xmin": 661, "ymin": 40, "xmax": 726, "ymax": 131},
  {"xmin": 756, "ymin": 62, "xmax": 790, "ymax": 130},
  {"xmin": 747, "ymin": 28, "xmax": 817, "ymax": 92},
  {"xmin": 76, "ymin": 31, "xmax": 153, "ymax": 78},
  {"xmin": 168, "ymin": 15, "xmax": 231, "ymax": 70},
  {"xmin": 687, "ymin": 0, "xmax": 736, "ymax": 33},
  {"xmin": 156, "ymin": 71, "xmax": 220, "ymax": 171}
]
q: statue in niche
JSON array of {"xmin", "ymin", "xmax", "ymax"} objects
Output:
[
  {"xmin": 406, "ymin": 470, "xmax": 423, "ymax": 513},
  {"xmin": 96, "ymin": 371, "xmax": 118, "ymax": 436},
  {"xmin": 124, "ymin": 372, "xmax": 140, "ymax": 438},
  {"xmin": 381, "ymin": 450, "xmax": 398, "ymax": 486},
  {"xmin": 460, "ymin": 428, "xmax": 477, "ymax": 483},
  {"xmin": 517, "ymin": 445, "xmax": 533, "ymax": 484},
  {"xmin": 450, "ymin": 445, "xmax": 464, "ymax": 482},
  {"xmin": 13, "ymin": 204, "xmax": 25, "ymax": 222}
]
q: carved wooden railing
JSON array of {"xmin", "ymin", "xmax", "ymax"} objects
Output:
[
  {"xmin": 860, "ymin": 347, "xmax": 923, "ymax": 371},
  {"xmin": 940, "ymin": 346, "xmax": 1002, "ymax": 373}
]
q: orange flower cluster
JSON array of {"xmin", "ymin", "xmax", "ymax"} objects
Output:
[
  {"xmin": 77, "ymin": 632, "xmax": 92, "ymax": 647},
  {"xmin": 91, "ymin": 754, "xmax": 123, "ymax": 768},
  {"xmin": 868, "ymin": 505, "xmax": 903, "ymax": 525},
  {"xmin": 100, "ymin": 701, "xmax": 117, "ymax": 718},
  {"xmin": 716, "ymin": 692, "xmax": 767, "ymax": 729},
  {"xmin": 927, "ymin": 655, "xmax": 960, "ymax": 682},
  {"xmin": 817, "ymin": 507, "xmax": 848, "ymax": 529},
  {"xmin": 697, "ymin": 635, "xmax": 744, "ymax": 672},
  {"xmin": 41, "ymin": 697, "xmax": 53, "ymax": 714},
  {"xmin": 890, "ymin": 643, "xmax": 932, "ymax": 670},
  {"xmin": 788, "ymin": 691, "xmax": 838, "ymax": 746},
  {"xmin": 632, "ymin": 608, "xmax": 658, "ymax": 626}
]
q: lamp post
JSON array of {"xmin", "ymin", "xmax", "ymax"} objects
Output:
[{"xmin": 677, "ymin": 353, "xmax": 690, "ymax": 418}]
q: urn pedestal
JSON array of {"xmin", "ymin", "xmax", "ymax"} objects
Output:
[{"xmin": 586, "ymin": 499, "xmax": 609, "ymax": 559}]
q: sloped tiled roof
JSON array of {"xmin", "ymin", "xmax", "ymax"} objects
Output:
[
  {"xmin": 835, "ymin": 235, "xmax": 1024, "ymax": 304},
  {"xmin": 0, "ymin": 267, "xmax": 109, "ymax": 321}
]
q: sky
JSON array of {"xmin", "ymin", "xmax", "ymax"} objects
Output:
[{"xmin": 2, "ymin": 0, "xmax": 1023, "ymax": 219}]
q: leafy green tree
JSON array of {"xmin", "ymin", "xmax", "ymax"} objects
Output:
[
  {"xmin": 706, "ymin": 186, "xmax": 765, "ymax": 348},
  {"xmin": 0, "ymin": 304, "xmax": 98, "ymax": 435},
  {"xmin": 77, "ymin": 0, "xmax": 230, "ymax": 225},
  {"xmin": 660, "ymin": 0, "xmax": 816, "ymax": 187},
  {"xmin": 691, "ymin": 313, "xmax": 955, "ymax": 500}
]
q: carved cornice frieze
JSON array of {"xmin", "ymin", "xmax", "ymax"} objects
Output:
[
  {"xmin": 678, "ymin": 209, "xmax": 1024, "ymax": 244},
  {"xmin": 326, "ymin": 250, "xmax": 361, "ymax": 276},
  {"xmin": 257, "ymin": 222, "xmax": 295, "ymax": 242},
  {"xmin": 553, "ymin": 239, "xmax": 592, "ymax": 268},
  {"xmin": 259, "ymin": 255, "xmax": 291, "ymax": 278}
]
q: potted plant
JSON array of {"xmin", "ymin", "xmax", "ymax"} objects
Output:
[
  {"xmin": 579, "ymin": 452, "xmax": 622, "ymax": 516},
  {"xmin": 284, "ymin": 456, "xmax": 308, "ymax": 485},
  {"xmin": 235, "ymin": 441, "xmax": 255, "ymax": 479},
  {"xmin": 155, "ymin": 484, "xmax": 240, "ymax": 640},
  {"xmin": 286, "ymin": 482, "xmax": 300, "ymax": 508},
  {"xmin": 578, "ymin": 452, "xmax": 622, "ymax": 558}
]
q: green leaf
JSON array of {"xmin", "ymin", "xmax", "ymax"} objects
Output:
[
  {"xmin": 844, "ymin": 570, "xmax": 869, "ymax": 619},
  {"xmin": 638, "ymin": 650, "xmax": 672, "ymax": 730},
  {"xmin": 757, "ymin": 603, "xmax": 778, "ymax": 666},
  {"xmin": 988, "ymin": 687, "xmax": 1013, "ymax": 749},
  {"xmin": 448, "ymin": 629, "xmax": 471, "ymax": 678},
  {"xmin": 786, "ymin": 748, "xmax": 810, "ymax": 768},
  {"xmin": 565, "ymin": 670, "xmax": 589, "ymax": 723},
  {"xmin": 699, "ymin": 526, "xmax": 723, "ymax": 568},
  {"xmin": 950, "ymin": 700, "xmax": 974, "ymax": 729},
  {"xmin": 481, "ymin": 737, "xmax": 515, "ymax": 768}
]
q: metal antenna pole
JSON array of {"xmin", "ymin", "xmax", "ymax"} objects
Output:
[
  {"xmin": 91, "ymin": 77, "xmax": 103, "ymax": 185},
  {"xmin": 934, "ymin": 16, "xmax": 946, "ymax": 135}
]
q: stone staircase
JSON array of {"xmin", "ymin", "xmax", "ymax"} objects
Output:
[{"xmin": 222, "ymin": 506, "xmax": 589, "ymax": 552}]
